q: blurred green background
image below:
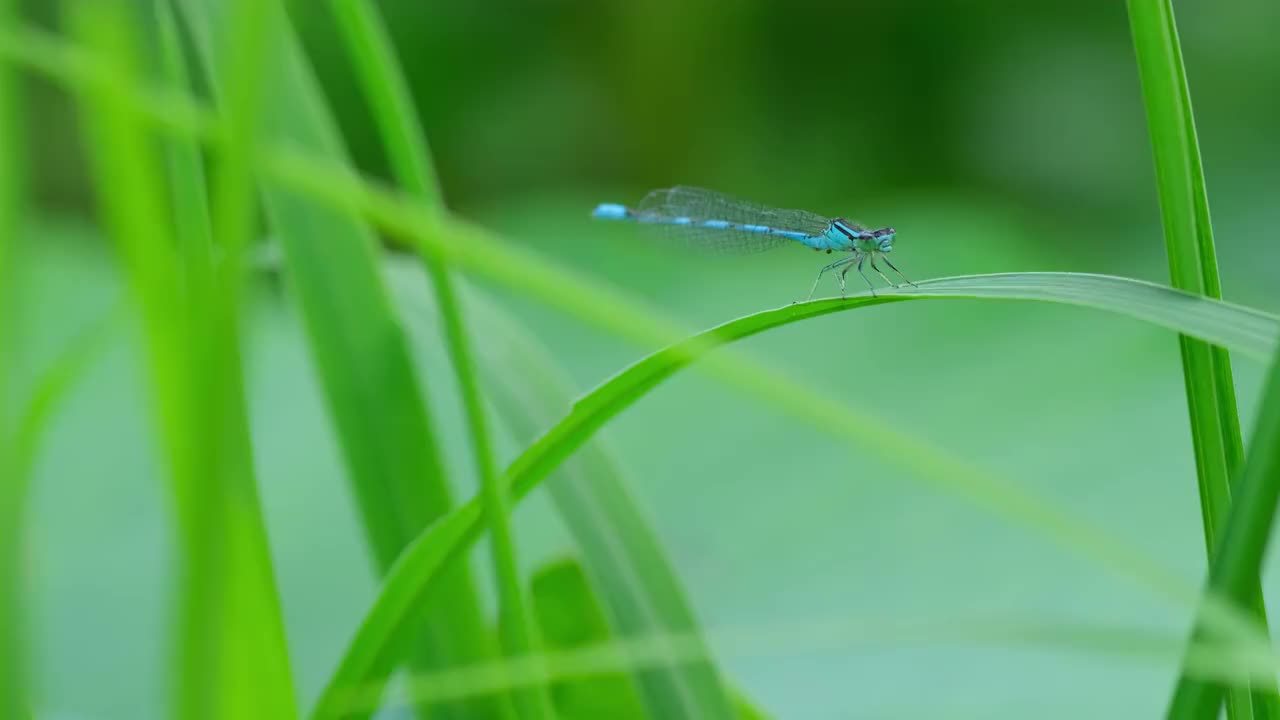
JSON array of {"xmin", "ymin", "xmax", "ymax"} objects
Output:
[{"xmin": 14, "ymin": 0, "xmax": 1280, "ymax": 717}]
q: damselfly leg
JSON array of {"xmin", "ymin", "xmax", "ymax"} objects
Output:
[
  {"xmin": 805, "ymin": 254, "xmax": 859, "ymax": 301},
  {"xmin": 882, "ymin": 256, "xmax": 917, "ymax": 288},
  {"xmin": 839, "ymin": 255, "xmax": 877, "ymax": 297}
]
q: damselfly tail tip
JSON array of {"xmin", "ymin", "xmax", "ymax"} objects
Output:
[{"xmin": 592, "ymin": 203, "xmax": 630, "ymax": 220}]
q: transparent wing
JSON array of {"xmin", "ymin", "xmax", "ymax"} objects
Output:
[{"xmin": 635, "ymin": 186, "xmax": 837, "ymax": 255}]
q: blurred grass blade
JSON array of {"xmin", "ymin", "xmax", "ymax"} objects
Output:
[
  {"xmin": 329, "ymin": 612, "xmax": 1274, "ymax": 716},
  {"xmin": 3, "ymin": 27, "xmax": 1277, "ymax": 365},
  {"xmin": 391, "ymin": 260, "xmax": 740, "ymax": 720},
  {"xmin": 321, "ymin": 0, "xmax": 548, "ymax": 715},
  {"xmin": 529, "ymin": 558, "xmax": 648, "ymax": 718},
  {"xmin": 160, "ymin": 0, "xmax": 299, "ymax": 716},
  {"xmin": 153, "ymin": 0, "xmax": 212, "ymax": 262},
  {"xmin": 7, "ymin": 29, "xmax": 1280, "ymax": 709},
  {"xmin": 1171, "ymin": 348, "xmax": 1280, "ymax": 716},
  {"xmin": 1126, "ymin": 0, "xmax": 1278, "ymax": 716},
  {"xmin": 0, "ymin": 0, "xmax": 25, "ymax": 711},
  {"xmin": 70, "ymin": 2, "xmax": 296, "ymax": 719},
  {"xmin": 151, "ymin": 3, "xmax": 222, "ymax": 714},
  {"xmin": 321, "ymin": 0, "xmax": 442, "ymax": 204},
  {"xmin": 171, "ymin": 2, "xmax": 506, "ymax": 718},
  {"xmin": 0, "ymin": 306, "xmax": 119, "ymax": 720},
  {"xmin": 474, "ymin": 304, "xmax": 740, "ymax": 720},
  {"xmin": 314, "ymin": 265, "xmax": 1280, "ymax": 716}
]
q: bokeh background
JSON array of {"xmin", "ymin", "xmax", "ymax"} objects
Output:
[{"xmin": 15, "ymin": 0, "xmax": 1280, "ymax": 717}]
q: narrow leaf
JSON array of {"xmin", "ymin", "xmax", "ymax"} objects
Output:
[
  {"xmin": 320, "ymin": 0, "xmax": 546, "ymax": 715},
  {"xmin": 317, "ymin": 268, "xmax": 1280, "ymax": 715},
  {"xmin": 172, "ymin": 4, "xmax": 505, "ymax": 719},
  {"xmin": 1126, "ymin": 0, "xmax": 1279, "ymax": 715}
]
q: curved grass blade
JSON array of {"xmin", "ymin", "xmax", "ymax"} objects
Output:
[
  {"xmin": 2, "ymin": 29, "xmax": 1276, "ymax": 367},
  {"xmin": 321, "ymin": 0, "xmax": 546, "ymax": 715},
  {"xmin": 470, "ymin": 297, "xmax": 742, "ymax": 720},
  {"xmin": 326, "ymin": 612, "xmax": 1280, "ymax": 715},
  {"xmin": 389, "ymin": 261, "xmax": 739, "ymax": 720},
  {"xmin": 6, "ymin": 31, "xmax": 1280, "ymax": 710},
  {"xmin": 312, "ymin": 270, "xmax": 1280, "ymax": 717}
]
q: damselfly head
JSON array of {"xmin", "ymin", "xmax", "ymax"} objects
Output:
[{"xmin": 873, "ymin": 227, "xmax": 896, "ymax": 252}]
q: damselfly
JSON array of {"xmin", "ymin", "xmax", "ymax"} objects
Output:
[{"xmin": 592, "ymin": 186, "xmax": 914, "ymax": 300}]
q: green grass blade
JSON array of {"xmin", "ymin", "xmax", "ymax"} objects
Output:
[
  {"xmin": 1170, "ymin": 347, "xmax": 1280, "ymax": 715},
  {"xmin": 355, "ymin": 612, "xmax": 1280, "ymax": 713},
  {"xmin": 171, "ymin": 3, "xmax": 506, "ymax": 718},
  {"xmin": 321, "ymin": 1, "xmax": 548, "ymax": 715},
  {"xmin": 70, "ymin": 3, "xmax": 297, "ymax": 719},
  {"xmin": 176, "ymin": 0, "xmax": 298, "ymax": 716},
  {"xmin": 0, "ymin": 0, "xmax": 25, "ymax": 710},
  {"xmin": 151, "ymin": 3, "xmax": 224, "ymax": 715},
  {"xmin": 529, "ymin": 558, "xmax": 647, "ymax": 718},
  {"xmin": 9, "ymin": 32, "xmax": 1280, "ymax": 710},
  {"xmin": 1, "ymin": 307, "xmax": 119, "ymax": 720},
  {"xmin": 321, "ymin": 0, "xmax": 442, "ymax": 204},
  {"xmin": 392, "ymin": 264, "xmax": 740, "ymax": 719},
  {"xmin": 1126, "ymin": 0, "xmax": 1277, "ymax": 716},
  {"xmin": 4, "ymin": 29, "xmax": 1276, "ymax": 362},
  {"xmin": 154, "ymin": 0, "xmax": 212, "ymax": 259},
  {"xmin": 467, "ymin": 292, "xmax": 744, "ymax": 720},
  {"xmin": 313, "ymin": 267, "xmax": 1280, "ymax": 717}
]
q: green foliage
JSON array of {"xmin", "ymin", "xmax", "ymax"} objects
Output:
[
  {"xmin": 0, "ymin": 0, "xmax": 25, "ymax": 714},
  {"xmin": 530, "ymin": 558, "xmax": 648, "ymax": 719},
  {"xmin": 320, "ymin": 1, "xmax": 548, "ymax": 715},
  {"xmin": 70, "ymin": 2, "xmax": 295, "ymax": 719},
  {"xmin": 0, "ymin": 1, "xmax": 1278, "ymax": 718},
  {"xmin": 439, "ymin": 276, "xmax": 740, "ymax": 719},
  {"xmin": 319, "ymin": 267, "xmax": 1278, "ymax": 719},
  {"xmin": 176, "ymin": 2, "xmax": 510, "ymax": 717},
  {"xmin": 1126, "ymin": 0, "xmax": 1278, "ymax": 716}
]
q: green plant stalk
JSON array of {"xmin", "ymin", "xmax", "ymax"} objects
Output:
[
  {"xmin": 312, "ymin": 615, "xmax": 1280, "ymax": 715},
  {"xmin": 6, "ymin": 28, "xmax": 1280, "ymax": 704},
  {"xmin": 154, "ymin": 1, "xmax": 213, "ymax": 260},
  {"xmin": 153, "ymin": 3, "xmax": 220, "ymax": 717},
  {"xmin": 312, "ymin": 272, "xmax": 1279, "ymax": 714},
  {"xmin": 170, "ymin": 3, "xmax": 505, "ymax": 718},
  {"xmin": 1171, "ymin": 349, "xmax": 1280, "ymax": 714},
  {"xmin": 1126, "ymin": 0, "xmax": 1278, "ymax": 717},
  {"xmin": 71, "ymin": 3, "xmax": 296, "ymax": 719},
  {"xmin": 0, "ymin": 310, "xmax": 120, "ymax": 720},
  {"xmin": 0, "ymin": 0, "xmax": 26, "ymax": 714},
  {"xmin": 171, "ymin": 0, "xmax": 299, "ymax": 718},
  {"xmin": 324, "ymin": 1, "xmax": 548, "ymax": 716},
  {"xmin": 458, "ymin": 282, "xmax": 738, "ymax": 720}
]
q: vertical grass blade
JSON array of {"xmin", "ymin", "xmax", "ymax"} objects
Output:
[
  {"xmin": 1126, "ymin": 1, "xmax": 1279, "ymax": 716},
  {"xmin": 184, "ymin": 0, "xmax": 298, "ymax": 717},
  {"xmin": 172, "ymin": 2, "xmax": 504, "ymax": 717},
  {"xmin": 529, "ymin": 558, "xmax": 648, "ymax": 718},
  {"xmin": 0, "ymin": 0, "xmax": 26, "ymax": 714},
  {"xmin": 71, "ymin": 3, "xmax": 296, "ymax": 718},
  {"xmin": 321, "ymin": 1, "xmax": 549, "ymax": 716},
  {"xmin": 154, "ymin": 0, "xmax": 212, "ymax": 260},
  {"xmin": 1171, "ymin": 349, "xmax": 1280, "ymax": 715}
]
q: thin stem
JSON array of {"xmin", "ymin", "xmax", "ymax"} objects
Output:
[{"xmin": 323, "ymin": 0, "xmax": 548, "ymax": 717}]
